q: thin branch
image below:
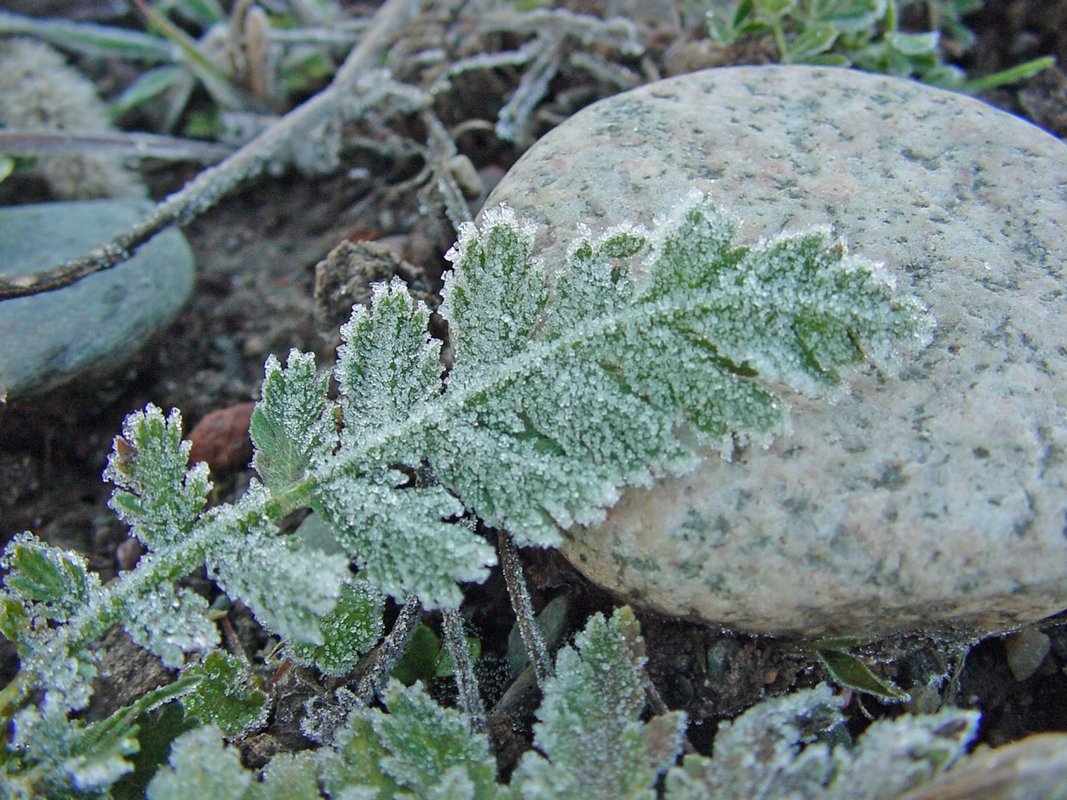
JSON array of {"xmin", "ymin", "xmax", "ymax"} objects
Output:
[
  {"xmin": 354, "ymin": 593, "xmax": 423, "ymax": 706},
  {"xmin": 441, "ymin": 608, "xmax": 487, "ymax": 734},
  {"xmin": 0, "ymin": 129, "xmax": 233, "ymax": 164},
  {"xmin": 498, "ymin": 530, "xmax": 553, "ymax": 686},
  {"xmin": 0, "ymin": 0, "xmax": 420, "ymax": 302}
]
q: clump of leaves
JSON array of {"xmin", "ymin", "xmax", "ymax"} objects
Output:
[
  {"xmin": 703, "ymin": 0, "xmax": 1052, "ymax": 90},
  {"xmin": 0, "ymin": 194, "xmax": 930, "ymax": 795},
  {"xmin": 145, "ymin": 608, "xmax": 983, "ymax": 799}
]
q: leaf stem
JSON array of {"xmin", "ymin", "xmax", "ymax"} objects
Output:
[
  {"xmin": 497, "ymin": 530, "xmax": 554, "ymax": 686},
  {"xmin": 441, "ymin": 609, "xmax": 486, "ymax": 734}
]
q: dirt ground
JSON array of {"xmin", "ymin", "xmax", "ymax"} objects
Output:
[{"xmin": 1, "ymin": 0, "xmax": 1066, "ymax": 786}]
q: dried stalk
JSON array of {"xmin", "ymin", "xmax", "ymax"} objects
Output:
[{"xmin": 0, "ymin": 0, "xmax": 420, "ymax": 301}]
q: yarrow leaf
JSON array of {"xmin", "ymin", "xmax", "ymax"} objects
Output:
[
  {"xmin": 427, "ymin": 195, "xmax": 930, "ymax": 549},
  {"xmin": 251, "ymin": 349, "xmax": 336, "ymax": 495},
  {"xmin": 664, "ymin": 683, "xmax": 979, "ymax": 799},
  {"xmin": 510, "ymin": 606, "xmax": 686, "ymax": 799},
  {"xmin": 104, "ymin": 404, "xmax": 211, "ymax": 549}
]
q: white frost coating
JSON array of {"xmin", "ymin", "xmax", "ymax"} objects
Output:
[
  {"xmin": 665, "ymin": 684, "xmax": 978, "ymax": 799},
  {"xmin": 123, "ymin": 585, "xmax": 219, "ymax": 669}
]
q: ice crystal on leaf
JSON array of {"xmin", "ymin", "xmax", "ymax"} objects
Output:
[
  {"xmin": 429, "ymin": 195, "xmax": 930, "ymax": 547},
  {"xmin": 104, "ymin": 405, "xmax": 211, "ymax": 549},
  {"xmin": 663, "ymin": 684, "xmax": 979, "ymax": 800},
  {"xmin": 509, "ymin": 606, "xmax": 686, "ymax": 799}
]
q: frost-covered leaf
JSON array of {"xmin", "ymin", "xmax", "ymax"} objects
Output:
[
  {"xmin": 1, "ymin": 532, "xmax": 101, "ymax": 626},
  {"xmin": 324, "ymin": 680, "xmax": 499, "ymax": 800},
  {"xmin": 336, "ymin": 277, "xmax": 443, "ymax": 449},
  {"xmin": 251, "ymin": 350, "xmax": 336, "ymax": 494},
  {"xmin": 123, "ymin": 584, "xmax": 219, "ymax": 669},
  {"xmin": 105, "ymin": 404, "xmax": 212, "ymax": 549},
  {"xmin": 827, "ymin": 706, "xmax": 979, "ymax": 799},
  {"xmin": 287, "ymin": 576, "xmax": 385, "ymax": 676},
  {"xmin": 205, "ymin": 485, "xmax": 349, "ymax": 644},
  {"xmin": 510, "ymin": 606, "xmax": 686, "ymax": 799},
  {"xmin": 665, "ymin": 684, "xmax": 844, "ymax": 799},
  {"xmin": 181, "ymin": 651, "xmax": 270, "ymax": 737},
  {"xmin": 247, "ymin": 751, "xmax": 323, "ymax": 800},
  {"xmin": 314, "ymin": 470, "xmax": 494, "ymax": 610},
  {"xmin": 441, "ymin": 205, "xmax": 548, "ymax": 385},
  {"xmin": 664, "ymin": 683, "xmax": 979, "ymax": 800},
  {"xmin": 147, "ymin": 725, "xmax": 252, "ymax": 800},
  {"xmin": 431, "ymin": 195, "xmax": 930, "ymax": 548}
]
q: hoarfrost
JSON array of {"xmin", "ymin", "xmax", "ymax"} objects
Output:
[
  {"xmin": 147, "ymin": 725, "xmax": 251, "ymax": 800},
  {"xmin": 205, "ymin": 500, "xmax": 347, "ymax": 645},
  {"xmin": 663, "ymin": 683, "xmax": 978, "ymax": 800},
  {"xmin": 251, "ymin": 349, "xmax": 336, "ymax": 493},
  {"xmin": 104, "ymin": 404, "xmax": 211, "ymax": 549},
  {"xmin": 510, "ymin": 607, "xmax": 685, "ymax": 799},
  {"xmin": 123, "ymin": 585, "xmax": 218, "ymax": 668},
  {"xmin": 336, "ymin": 277, "xmax": 443, "ymax": 450}
]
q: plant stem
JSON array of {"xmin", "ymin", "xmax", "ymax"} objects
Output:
[
  {"xmin": 354, "ymin": 594, "xmax": 422, "ymax": 705},
  {"xmin": 441, "ymin": 608, "xmax": 487, "ymax": 734},
  {"xmin": 498, "ymin": 530, "xmax": 553, "ymax": 686}
]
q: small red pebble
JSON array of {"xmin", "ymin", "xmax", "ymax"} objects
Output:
[{"xmin": 187, "ymin": 401, "xmax": 256, "ymax": 473}]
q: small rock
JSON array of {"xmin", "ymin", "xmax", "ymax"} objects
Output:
[
  {"xmin": 484, "ymin": 66, "xmax": 1067, "ymax": 638},
  {"xmin": 0, "ymin": 199, "xmax": 195, "ymax": 401},
  {"xmin": 1004, "ymin": 628, "xmax": 1052, "ymax": 682},
  {"xmin": 187, "ymin": 401, "xmax": 256, "ymax": 473}
]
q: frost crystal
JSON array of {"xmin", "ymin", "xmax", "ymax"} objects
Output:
[
  {"xmin": 510, "ymin": 607, "xmax": 686, "ymax": 799},
  {"xmin": 664, "ymin": 684, "xmax": 979, "ymax": 800},
  {"xmin": 123, "ymin": 584, "xmax": 218, "ymax": 668},
  {"xmin": 431, "ymin": 195, "xmax": 931, "ymax": 548},
  {"xmin": 104, "ymin": 404, "xmax": 211, "ymax": 549}
]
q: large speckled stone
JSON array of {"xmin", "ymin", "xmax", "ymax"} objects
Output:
[
  {"xmin": 0, "ymin": 199, "xmax": 195, "ymax": 400},
  {"xmin": 485, "ymin": 65, "xmax": 1067, "ymax": 638}
]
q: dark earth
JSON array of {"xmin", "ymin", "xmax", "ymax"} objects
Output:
[{"xmin": 1, "ymin": 0, "xmax": 1066, "ymax": 791}]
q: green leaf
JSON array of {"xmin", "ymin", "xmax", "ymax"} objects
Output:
[
  {"xmin": 336, "ymin": 276, "xmax": 443, "ymax": 450},
  {"xmin": 0, "ymin": 533, "xmax": 99, "ymax": 623},
  {"xmin": 510, "ymin": 607, "xmax": 686, "ymax": 799},
  {"xmin": 313, "ymin": 470, "xmax": 493, "ymax": 610},
  {"xmin": 205, "ymin": 488, "xmax": 349, "ymax": 645},
  {"xmin": 251, "ymin": 350, "xmax": 335, "ymax": 496},
  {"xmin": 111, "ymin": 65, "xmax": 183, "ymax": 117},
  {"xmin": 105, "ymin": 404, "xmax": 212, "ymax": 550},
  {"xmin": 808, "ymin": 0, "xmax": 887, "ymax": 32},
  {"xmin": 886, "ymin": 30, "xmax": 941, "ymax": 57},
  {"xmin": 441, "ymin": 206, "xmax": 549, "ymax": 386},
  {"xmin": 180, "ymin": 651, "xmax": 269, "ymax": 737},
  {"xmin": 325, "ymin": 680, "xmax": 499, "ymax": 800},
  {"xmin": 287, "ymin": 577, "xmax": 386, "ymax": 676},
  {"xmin": 0, "ymin": 10, "xmax": 176, "ymax": 62},
  {"xmin": 147, "ymin": 725, "xmax": 251, "ymax": 800},
  {"xmin": 788, "ymin": 22, "xmax": 839, "ymax": 61},
  {"xmin": 429, "ymin": 197, "xmax": 930, "ymax": 550},
  {"xmin": 814, "ymin": 645, "xmax": 910, "ymax": 702},
  {"xmin": 391, "ymin": 624, "xmax": 443, "ymax": 686},
  {"xmin": 122, "ymin": 585, "xmax": 219, "ymax": 668}
]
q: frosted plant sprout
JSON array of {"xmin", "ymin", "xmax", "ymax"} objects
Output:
[
  {"xmin": 0, "ymin": 194, "xmax": 930, "ymax": 794},
  {"xmin": 142, "ymin": 608, "xmax": 987, "ymax": 799}
]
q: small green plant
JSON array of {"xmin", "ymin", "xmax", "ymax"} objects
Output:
[
  {"xmin": 703, "ymin": 0, "xmax": 1053, "ymax": 90},
  {"xmin": 0, "ymin": 195, "xmax": 931, "ymax": 795}
]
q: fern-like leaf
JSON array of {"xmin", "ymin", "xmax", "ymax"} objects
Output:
[
  {"xmin": 324, "ymin": 679, "xmax": 500, "ymax": 800},
  {"xmin": 510, "ymin": 606, "xmax": 686, "ymax": 799},
  {"xmin": 430, "ymin": 195, "xmax": 930, "ymax": 547},
  {"xmin": 251, "ymin": 350, "xmax": 336, "ymax": 495},
  {"xmin": 104, "ymin": 404, "xmax": 211, "ymax": 549}
]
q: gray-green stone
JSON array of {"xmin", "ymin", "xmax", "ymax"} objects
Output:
[
  {"xmin": 485, "ymin": 65, "xmax": 1067, "ymax": 638},
  {"xmin": 0, "ymin": 199, "xmax": 195, "ymax": 400}
]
